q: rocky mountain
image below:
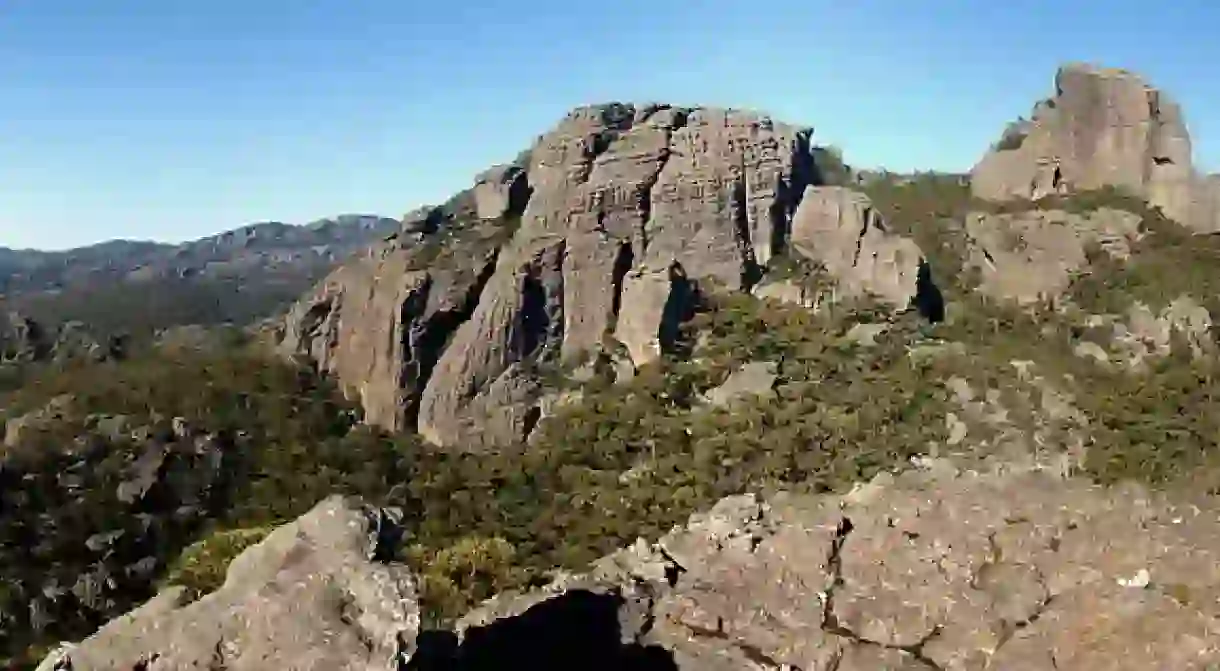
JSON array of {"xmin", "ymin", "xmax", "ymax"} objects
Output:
[
  {"xmin": 12, "ymin": 62, "xmax": 1220, "ymax": 669},
  {"xmin": 280, "ymin": 104, "xmax": 932, "ymax": 448},
  {"xmin": 0, "ymin": 215, "xmax": 399, "ymax": 339},
  {"xmin": 0, "ymin": 214, "xmax": 399, "ymax": 295}
]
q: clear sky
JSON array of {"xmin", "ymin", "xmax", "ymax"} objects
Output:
[{"xmin": 1, "ymin": 1, "xmax": 1218, "ymax": 250}]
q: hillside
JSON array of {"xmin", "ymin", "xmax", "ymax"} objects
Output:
[{"xmin": 8, "ymin": 63, "xmax": 1220, "ymax": 669}]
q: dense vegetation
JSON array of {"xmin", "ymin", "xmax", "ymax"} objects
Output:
[
  {"xmin": 1, "ymin": 273, "xmax": 320, "ymax": 341},
  {"xmin": 7, "ymin": 176, "xmax": 1220, "ymax": 667}
]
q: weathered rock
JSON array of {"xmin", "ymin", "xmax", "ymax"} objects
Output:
[
  {"xmin": 963, "ymin": 207, "xmax": 1142, "ymax": 303},
  {"xmin": 43, "ymin": 496, "xmax": 418, "ymax": 671},
  {"xmin": 972, "ymin": 63, "xmax": 1220, "ymax": 231},
  {"xmin": 751, "ymin": 278, "xmax": 820, "ymax": 309},
  {"xmin": 3, "ymin": 393, "xmax": 76, "ymax": 449},
  {"xmin": 1113, "ymin": 296, "xmax": 1213, "ymax": 366},
  {"xmin": 790, "ymin": 187, "xmax": 929, "ymax": 311},
  {"xmin": 702, "ymin": 360, "xmax": 777, "ymax": 407},
  {"xmin": 472, "ymin": 164, "xmax": 530, "ymax": 221},
  {"xmin": 285, "ymin": 103, "xmax": 890, "ymax": 447},
  {"xmin": 416, "ymin": 238, "xmax": 565, "ymax": 447},
  {"xmin": 454, "ymin": 461, "xmax": 1220, "ymax": 670},
  {"xmin": 279, "ymin": 221, "xmax": 506, "ymax": 433},
  {"xmin": 37, "ymin": 459, "xmax": 1220, "ymax": 670}
]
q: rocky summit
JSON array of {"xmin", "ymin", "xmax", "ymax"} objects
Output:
[
  {"xmin": 280, "ymin": 104, "xmax": 933, "ymax": 448},
  {"xmin": 972, "ymin": 63, "xmax": 1220, "ymax": 232},
  {"xmin": 13, "ymin": 61, "xmax": 1220, "ymax": 670}
]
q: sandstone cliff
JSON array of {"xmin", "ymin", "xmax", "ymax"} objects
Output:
[
  {"xmin": 282, "ymin": 104, "xmax": 933, "ymax": 448},
  {"xmin": 972, "ymin": 63, "xmax": 1220, "ymax": 231}
]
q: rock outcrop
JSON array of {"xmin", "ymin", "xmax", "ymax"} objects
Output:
[
  {"xmin": 281, "ymin": 104, "xmax": 933, "ymax": 447},
  {"xmin": 963, "ymin": 207, "xmax": 1142, "ymax": 304},
  {"xmin": 40, "ymin": 496, "xmax": 418, "ymax": 671},
  {"xmin": 447, "ymin": 461, "xmax": 1220, "ymax": 670},
  {"xmin": 790, "ymin": 186, "xmax": 930, "ymax": 311},
  {"xmin": 0, "ymin": 313, "xmax": 126, "ymax": 364},
  {"xmin": 972, "ymin": 63, "xmax": 1220, "ymax": 232},
  {"xmin": 59, "ymin": 461, "xmax": 1220, "ymax": 669}
]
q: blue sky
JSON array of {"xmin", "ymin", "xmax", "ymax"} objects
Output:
[{"xmin": 1, "ymin": 1, "xmax": 1218, "ymax": 250}]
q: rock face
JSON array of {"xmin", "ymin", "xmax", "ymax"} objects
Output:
[
  {"xmin": 42, "ymin": 496, "xmax": 419, "ymax": 671},
  {"xmin": 963, "ymin": 207, "xmax": 1142, "ymax": 304},
  {"xmin": 46, "ymin": 460, "xmax": 1220, "ymax": 670},
  {"xmin": 972, "ymin": 63, "xmax": 1220, "ymax": 231},
  {"xmin": 281, "ymin": 104, "xmax": 933, "ymax": 448},
  {"xmin": 446, "ymin": 461, "xmax": 1220, "ymax": 670},
  {"xmin": 790, "ymin": 186, "xmax": 930, "ymax": 311},
  {"xmin": 280, "ymin": 220, "xmax": 505, "ymax": 433}
]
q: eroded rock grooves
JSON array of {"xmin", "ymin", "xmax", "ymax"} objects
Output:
[{"xmin": 281, "ymin": 104, "xmax": 931, "ymax": 447}]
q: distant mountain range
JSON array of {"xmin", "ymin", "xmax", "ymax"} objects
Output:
[
  {"xmin": 0, "ymin": 214, "xmax": 399, "ymax": 295},
  {"xmin": 0, "ymin": 214, "xmax": 401, "ymax": 337}
]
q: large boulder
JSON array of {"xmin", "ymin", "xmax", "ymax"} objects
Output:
[
  {"xmin": 963, "ymin": 207, "xmax": 1142, "ymax": 304},
  {"xmin": 790, "ymin": 186, "xmax": 929, "ymax": 311},
  {"xmin": 41, "ymin": 496, "xmax": 419, "ymax": 671},
  {"xmin": 972, "ymin": 63, "xmax": 1220, "ymax": 232}
]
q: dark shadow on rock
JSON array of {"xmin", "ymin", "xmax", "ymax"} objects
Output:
[
  {"xmin": 659, "ymin": 262, "xmax": 696, "ymax": 359},
  {"xmin": 913, "ymin": 261, "xmax": 945, "ymax": 323},
  {"xmin": 407, "ymin": 590, "xmax": 678, "ymax": 671}
]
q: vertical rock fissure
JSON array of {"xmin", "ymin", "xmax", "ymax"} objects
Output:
[
  {"xmin": 402, "ymin": 251, "xmax": 502, "ymax": 426},
  {"xmin": 777, "ymin": 132, "xmax": 818, "ymax": 260},
  {"xmin": 658, "ymin": 262, "xmax": 695, "ymax": 357},
  {"xmin": 638, "ymin": 109, "xmax": 689, "ymax": 259},
  {"xmin": 608, "ymin": 240, "xmax": 635, "ymax": 331},
  {"xmin": 732, "ymin": 172, "xmax": 763, "ymax": 290},
  {"xmin": 850, "ymin": 208, "xmax": 872, "ymax": 269},
  {"xmin": 395, "ymin": 275, "xmax": 433, "ymax": 401}
]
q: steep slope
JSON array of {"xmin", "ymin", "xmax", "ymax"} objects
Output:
[{"xmin": 283, "ymin": 104, "xmax": 933, "ymax": 448}]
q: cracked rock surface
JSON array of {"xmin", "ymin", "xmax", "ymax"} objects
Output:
[{"xmin": 455, "ymin": 461, "xmax": 1220, "ymax": 670}]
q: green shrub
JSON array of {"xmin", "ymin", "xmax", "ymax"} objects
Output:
[{"xmin": 162, "ymin": 527, "xmax": 274, "ymax": 601}]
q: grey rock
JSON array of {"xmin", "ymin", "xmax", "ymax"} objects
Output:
[
  {"xmin": 45, "ymin": 496, "xmax": 419, "ymax": 671},
  {"xmin": 972, "ymin": 63, "xmax": 1220, "ymax": 232},
  {"xmin": 472, "ymin": 164, "xmax": 530, "ymax": 221},
  {"xmin": 3, "ymin": 393, "xmax": 76, "ymax": 450},
  {"xmin": 286, "ymin": 103, "xmax": 905, "ymax": 447},
  {"xmin": 702, "ymin": 361, "xmax": 778, "ymax": 407},
  {"xmin": 963, "ymin": 207, "xmax": 1142, "ymax": 304},
  {"xmin": 279, "ymin": 220, "xmax": 504, "ymax": 433},
  {"xmin": 115, "ymin": 442, "xmax": 168, "ymax": 505},
  {"xmin": 456, "ymin": 462, "xmax": 1220, "ymax": 670},
  {"xmin": 790, "ymin": 186, "xmax": 928, "ymax": 310}
]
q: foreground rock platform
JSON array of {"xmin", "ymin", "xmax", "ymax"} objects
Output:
[{"xmin": 44, "ymin": 461, "xmax": 1220, "ymax": 670}]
